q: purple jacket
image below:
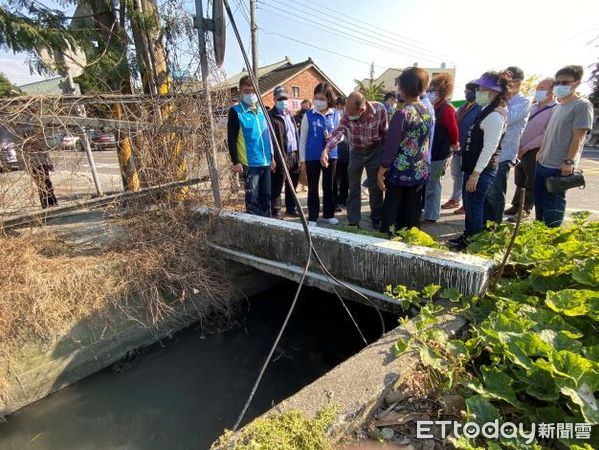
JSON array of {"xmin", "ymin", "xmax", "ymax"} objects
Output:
[{"xmin": 520, "ymin": 102, "xmax": 557, "ymax": 155}]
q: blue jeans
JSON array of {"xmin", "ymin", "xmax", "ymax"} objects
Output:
[
  {"xmin": 484, "ymin": 160, "xmax": 511, "ymax": 225},
  {"xmin": 463, "ymin": 168, "xmax": 496, "ymax": 237},
  {"xmin": 534, "ymin": 163, "xmax": 566, "ymax": 227},
  {"xmin": 243, "ymin": 166, "xmax": 271, "ymax": 217},
  {"xmin": 450, "ymin": 154, "xmax": 463, "ymax": 203},
  {"xmin": 424, "ymin": 158, "xmax": 448, "ymax": 221}
]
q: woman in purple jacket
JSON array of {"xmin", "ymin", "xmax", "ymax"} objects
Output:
[{"xmin": 377, "ymin": 67, "xmax": 434, "ymax": 235}]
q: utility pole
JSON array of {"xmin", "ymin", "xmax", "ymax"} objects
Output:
[
  {"xmin": 193, "ymin": 0, "xmax": 222, "ymax": 208},
  {"xmin": 250, "ymin": 0, "xmax": 258, "ymax": 77}
]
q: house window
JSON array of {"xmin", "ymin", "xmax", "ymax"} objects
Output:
[{"xmin": 292, "ymin": 86, "xmax": 300, "ymax": 98}]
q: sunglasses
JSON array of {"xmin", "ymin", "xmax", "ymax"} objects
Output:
[{"xmin": 555, "ymin": 80, "xmax": 575, "ymax": 86}]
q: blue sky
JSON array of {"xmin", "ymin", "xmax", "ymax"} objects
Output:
[{"xmin": 2, "ymin": 0, "xmax": 598, "ymax": 97}]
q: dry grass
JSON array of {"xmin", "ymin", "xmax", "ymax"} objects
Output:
[{"xmin": 0, "ymin": 207, "xmax": 233, "ymax": 352}]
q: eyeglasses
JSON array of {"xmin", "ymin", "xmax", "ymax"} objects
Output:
[{"xmin": 554, "ymin": 80, "xmax": 574, "ymax": 86}]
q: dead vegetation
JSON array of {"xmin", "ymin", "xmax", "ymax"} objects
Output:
[{"xmin": 0, "ymin": 206, "xmax": 234, "ymax": 353}]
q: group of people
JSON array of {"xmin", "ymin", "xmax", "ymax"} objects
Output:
[{"xmin": 227, "ymin": 64, "xmax": 594, "ymax": 248}]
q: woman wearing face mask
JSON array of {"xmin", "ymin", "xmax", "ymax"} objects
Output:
[
  {"xmin": 423, "ymin": 73, "xmax": 459, "ymax": 223},
  {"xmin": 448, "ymin": 71, "xmax": 510, "ymax": 249},
  {"xmin": 299, "ymin": 82, "xmax": 341, "ymax": 226}
]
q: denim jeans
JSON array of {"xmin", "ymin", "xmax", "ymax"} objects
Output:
[
  {"xmin": 424, "ymin": 157, "xmax": 448, "ymax": 221},
  {"xmin": 243, "ymin": 166, "xmax": 271, "ymax": 217},
  {"xmin": 347, "ymin": 145, "xmax": 384, "ymax": 225},
  {"xmin": 534, "ymin": 163, "xmax": 566, "ymax": 227},
  {"xmin": 463, "ymin": 168, "xmax": 496, "ymax": 237},
  {"xmin": 484, "ymin": 160, "xmax": 511, "ymax": 225},
  {"xmin": 449, "ymin": 153, "xmax": 463, "ymax": 203}
]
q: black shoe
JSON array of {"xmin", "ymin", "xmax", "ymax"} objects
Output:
[
  {"xmin": 335, "ymin": 205, "xmax": 343, "ymax": 213},
  {"xmin": 448, "ymin": 235, "xmax": 468, "ymax": 250},
  {"xmin": 504, "ymin": 206, "xmax": 518, "ymax": 216},
  {"xmin": 347, "ymin": 223, "xmax": 360, "ymax": 228},
  {"xmin": 286, "ymin": 209, "xmax": 300, "ymax": 218},
  {"xmin": 371, "ymin": 219, "xmax": 382, "ymax": 231}
]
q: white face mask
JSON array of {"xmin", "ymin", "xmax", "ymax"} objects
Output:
[
  {"xmin": 533, "ymin": 90, "xmax": 548, "ymax": 103},
  {"xmin": 241, "ymin": 93, "xmax": 258, "ymax": 106},
  {"xmin": 553, "ymin": 85, "xmax": 572, "ymax": 100},
  {"xmin": 427, "ymin": 92, "xmax": 439, "ymax": 103},
  {"xmin": 276, "ymin": 100, "xmax": 288, "ymax": 111},
  {"xmin": 475, "ymin": 90, "xmax": 491, "ymax": 107},
  {"xmin": 313, "ymin": 99, "xmax": 327, "ymax": 111}
]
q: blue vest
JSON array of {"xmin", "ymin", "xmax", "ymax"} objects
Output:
[
  {"xmin": 305, "ymin": 109, "xmax": 339, "ymax": 162},
  {"xmin": 232, "ymin": 103, "xmax": 272, "ymax": 167}
]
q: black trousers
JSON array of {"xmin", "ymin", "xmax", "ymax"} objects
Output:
[
  {"xmin": 31, "ymin": 165, "xmax": 57, "ymax": 209},
  {"xmin": 271, "ymin": 151, "xmax": 300, "ymax": 217},
  {"xmin": 381, "ymin": 183, "xmax": 422, "ymax": 233},
  {"xmin": 511, "ymin": 148, "xmax": 539, "ymax": 212},
  {"xmin": 334, "ymin": 161, "xmax": 349, "ymax": 207},
  {"xmin": 306, "ymin": 159, "xmax": 337, "ymax": 221}
]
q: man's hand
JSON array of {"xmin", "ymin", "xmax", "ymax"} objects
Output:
[
  {"xmin": 560, "ymin": 161, "xmax": 574, "ymax": 176},
  {"xmin": 536, "ymin": 151, "xmax": 543, "ymax": 162},
  {"xmin": 517, "ymin": 148, "xmax": 526, "ymax": 161},
  {"xmin": 320, "ymin": 150, "xmax": 329, "ymax": 168},
  {"xmin": 465, "ymin": 174, "xmax": 479, "ymax": 192},
  {"xmin": 377, "ymin": 167, "xmax": 388, "ymax": 192},
  {"xmin": 450, "ymin": 144, "xmax": 460, "ymax": 153},
  {"xmin": 232, "ymin": 163, "xmax": 243, "ymax": 173},
  {"xmin": 271, "ymin": 160, "xmax": 277, "ymax": 173}
]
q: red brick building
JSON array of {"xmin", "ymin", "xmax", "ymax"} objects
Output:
[{"xmin": 223, "ymin": 57, "xmax": 344, "ymax": 112}]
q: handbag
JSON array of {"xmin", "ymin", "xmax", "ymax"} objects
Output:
[{"xmin": 546, "ymin": 170, "xmax": 585, "ymax": 193}]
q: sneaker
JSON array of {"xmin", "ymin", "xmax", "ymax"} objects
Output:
[
  {"xmin": 322, "ymin": 217, "xmax": 339, "ymax": 225},
  {"xmin": 507, "ymin": 210, "xmax": 530, "ymax": 223},
  {"xmin": 504, "ymin": 206, "xmax": 519, "ymax": 216},
  {"xmin": 448, "ymin": 235, "xmax": 468, "ymax": 250},
  {"xmin": 442, "ymin": 199, "xmax": 460, "ymax": 210},
  {"xmin": 308, "ymin": 221, "xmax": 318, "ymax": 227},
  {"xmin": 453, "ymin": 206, "xmax": 465, "ymax": 215}
]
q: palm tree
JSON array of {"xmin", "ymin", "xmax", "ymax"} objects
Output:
[{"xmin": 354, "ymin": 63, "xmax": 386, "ymax": 101}]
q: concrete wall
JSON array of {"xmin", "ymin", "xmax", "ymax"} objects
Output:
[{"xmin": 193, "ymin": 209, "xmax": 494, "ymax": 305}]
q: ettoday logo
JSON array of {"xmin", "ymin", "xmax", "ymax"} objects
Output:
[{"xmin": 416, "ymin": 420, "xmax": 592, "ymax": 444}]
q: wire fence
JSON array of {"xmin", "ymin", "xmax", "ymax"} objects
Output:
[{"xmin": 0, "ymin": 86, "xmax": 242, "ymax": 223}]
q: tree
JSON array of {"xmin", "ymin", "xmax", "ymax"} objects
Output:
[
  {"xmin": 519, "ymin": 74, "xmax": 540, "ymax": 98},
  {"xmin": 354, "ymin": 63, "xmax": 386, "ymax": 101},
  {"xmin": 589, "ymin": 62, "xmax": 599, "ymax": 108},
  {"xmin": 0, "ymin": 72, "xmax": 21, "ymax": 97}
]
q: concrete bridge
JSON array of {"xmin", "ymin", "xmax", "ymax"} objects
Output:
[{"xmin": 193, "ymin": 208, "xmax": 495, "ymax": 309}]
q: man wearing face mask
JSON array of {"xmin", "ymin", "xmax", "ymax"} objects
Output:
[
  {"xmin": 534, "ymin": 65, "xmax": 594, "ymax": 227},
  {"xmin": 442, "ymin": 81, "xmax": 481, "ymax": 214},
  {"xmin": 383, "ymin": 92, "xmax": 398, "ymax": 122},
  {"xmin": 269, "ymin": 86, "xmax": 300, "ymax": 219},
  {"xmin": 504, "ymin": 78, "xmax": 557, "ymax": 220},
  {"xmin": 322, "ymin": 91, "xmax": 388, "ymax": 229},
  {"xmin": 484, "ymin": 66, "xmax": 531, "ymax": 225},
  {"xmin": 227, "ymin": 75, "xmax": 275, "ymax": 217}
]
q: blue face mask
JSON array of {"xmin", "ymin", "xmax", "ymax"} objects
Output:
[
  {"xmin": 533, "ymin": 90, "xmax": 548, "ymax": 103},
  {"xmin": 465, "ymin": 90, "xmax": 476, "ymax": 103},
  {"xmin": 241, "ymin": 93, "xmax": 258, "ymax": 106},
  {"xmin": 276, "ymin": 100, "xmax": 288, "ymax": 111}
]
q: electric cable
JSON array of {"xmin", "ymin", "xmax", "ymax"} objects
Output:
[{"xmin": 222, "ymin": 0, "xmax": 386, "ymax": 431}]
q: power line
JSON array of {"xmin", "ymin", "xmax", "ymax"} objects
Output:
[
  {"xmin": 280, "ymin": 0, "xmax": 451, "ymax": 63},
  {"xmin": 259, "ymin": 0, "xmax": 446, "ymax": 64},
  {"xmin": 256, "ymin": 5, "xmax": 435, "ymax": 64},
  {"xmin": 260, "ymin": 28, "xmax": 385, "ymax": 69}
]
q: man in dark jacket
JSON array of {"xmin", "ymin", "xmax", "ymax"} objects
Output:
[{"xmin": 269, "ymin": 86, "xmax": 301, "ymax": 218}]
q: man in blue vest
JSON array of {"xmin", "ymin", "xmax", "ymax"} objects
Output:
[{"xmin": 227, "ymin": 75, "xmax": 275, "ymax": 216}]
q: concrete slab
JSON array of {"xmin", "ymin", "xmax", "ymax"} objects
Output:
[{"xmin": 193, "ymin": 208, "xmax": 495, "ymax": 299}]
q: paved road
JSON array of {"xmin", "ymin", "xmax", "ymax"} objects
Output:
[{"xmin": 3, "ymin": 147, "xmax": 598, "ymax": 235}]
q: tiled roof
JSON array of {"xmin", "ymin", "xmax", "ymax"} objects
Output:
[
  {"xmin": 221, "ymin": 57, "xmax": 293, "ymax": 90},
  {"xmin": 18, "ymin": 77, "xmax": 81, "ymax": 95}
]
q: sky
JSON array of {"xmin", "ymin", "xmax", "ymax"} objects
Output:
[{"xmin": 2, "ymin": 0, "xmax": 599, "ymax": 98}]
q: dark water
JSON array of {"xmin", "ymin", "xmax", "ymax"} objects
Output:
[{"xmin": 0, "ymin": 282, "xmax": 397, "ymax": 450}]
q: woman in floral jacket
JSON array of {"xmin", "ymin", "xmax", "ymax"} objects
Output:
[{"xmin": 377, "ymin": 67, "xmax": 434, "ymax": 235}]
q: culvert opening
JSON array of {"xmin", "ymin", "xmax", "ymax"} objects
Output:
[{"xmin": 0, "ymin": 280, "xmax": 399, "ymax": 450}]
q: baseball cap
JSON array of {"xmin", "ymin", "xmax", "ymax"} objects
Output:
[{"xmin": 274, "ymin": 86, "xmax": 289, "ymax": 100}]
